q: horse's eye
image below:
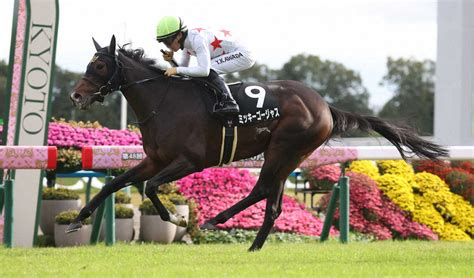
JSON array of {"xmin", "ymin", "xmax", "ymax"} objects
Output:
[{"xmin": 96, "ymin": 64, "xmax": 105, "ymax": 70}]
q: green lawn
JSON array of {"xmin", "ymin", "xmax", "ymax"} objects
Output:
[{"xmin": 1, "ymin": 241, "xmax": 472, "ymax": 277}]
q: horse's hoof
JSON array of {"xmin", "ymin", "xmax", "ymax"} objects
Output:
[
  {"xmin": 200, "ymin": 222, "xmax": 217, "ymax": 231},
  {"xmin": 248, "ymin": 245, "xmax": 261, "ymax": 252},
  {"xmin": 65, "ymin": 222, "xmax": 82, "ymax": 234},
  {"xmin": 170, "ymin": 214, "xmax": 188, "ymax": 227},
  {"xmin": 177, "ymin": 218, "xmax": 188, "ymax": 228}
]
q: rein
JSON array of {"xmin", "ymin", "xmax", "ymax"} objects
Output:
[
  {"xmin": 119, "ymin": 76, "xmax": 165, "ymax": 91},
  {"xmin": 133, "ymin": 78, "xmax": 172, "ymax": 126},
  {"xmin": 134, "ymin": 110, "xmax": 157, "ymax": 125}
]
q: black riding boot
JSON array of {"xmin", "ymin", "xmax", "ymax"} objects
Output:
[{"xmin": 208, "ymin": 70, "xmax": 240, "ymax": 115}]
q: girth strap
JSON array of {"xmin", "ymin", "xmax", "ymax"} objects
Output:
[{"xmin": 218, "ymin": 126, "xmax": 238, "ymax": 166}]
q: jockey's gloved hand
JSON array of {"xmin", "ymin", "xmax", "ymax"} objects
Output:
[
  {"xmin": 164, "ymin": 67, "xmax": 178, "ymax": 77},
  {"xmin": 161, "ymin": 50, "xmax": 174, "ymax": 62}
]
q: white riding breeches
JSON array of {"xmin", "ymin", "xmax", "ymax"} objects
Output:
[{"xmin": 211, "ymin": 49, "xmax": 255, "ymax": 75}]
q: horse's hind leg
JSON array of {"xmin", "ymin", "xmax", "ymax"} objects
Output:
[
  {"xmin": 248, "ymin": 124, "xmax": 331, "ymax": 252},
  {"xmin": 247, "ymin": 149, "xmax": 306, "ymax": 251},
  {"xmin": 201, "ymin": 155, "xmax": 303, "ymax": 230},
  {"xmin": 201, "ymin": 177, "xmax": 267, "ymax": 229}
]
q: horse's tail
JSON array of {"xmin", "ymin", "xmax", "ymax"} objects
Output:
[{"xmin": 328, "ymin": 105, "xmax": 449, "ymax": 160}]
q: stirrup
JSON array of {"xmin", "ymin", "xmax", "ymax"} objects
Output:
[{"xmin": 213, "ymin": 103, "xmax": 239, "ymax": 115}]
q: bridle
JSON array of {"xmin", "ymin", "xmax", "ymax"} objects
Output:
[
  {"xmin": 83, "ymin": 51, "xmax": 122, "ymax": 103},
  {"xmin": 86, "ymin": 50, "xmax": 166, "ymax": 103},
  {"xmin": 85, "ymin": 49, "xmax": 172, "ymax": 125}
]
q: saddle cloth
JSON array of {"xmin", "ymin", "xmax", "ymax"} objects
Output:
[
  {"xmin": 194, "ymin": 80, "xmax": 282, "ymax": 126},
  {"xmin": 191, "ymin": 80, "xmax": 281, "ymax": 166}
]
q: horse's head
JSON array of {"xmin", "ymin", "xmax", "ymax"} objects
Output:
[{"xmin": 70, "ymin": 35, "xmax": 120, "ymax": 109}]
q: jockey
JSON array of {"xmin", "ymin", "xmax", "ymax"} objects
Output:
[{"xmin": 156, "ymin": 16, "xmax": 255, "ymax": 115}]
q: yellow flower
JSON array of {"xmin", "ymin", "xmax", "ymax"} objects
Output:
[
  {"xmin": 414, "ymin": 172, "xmax": 474, "ymax": 238},
  {"xmin": 412, "ymin": 195, "xmax": 445, "ymax": 234},
  {"xmin": 372, "ymin": 166, "xmax": 473, "ymax": 240},
  {"xmin": 347, "ymin": 160, "xmax": 380, "ymax": 179},
  {"xmin": 376, "ymin": 174, "xmax": 415, "ymax": 212},
  {"xmin": 343, "ymin": 160, "xmax": 473, "ymax": 240},
  {"xmin": 415, "ymin": 172, "xmax": 446, "ymax": 193},
  {"xmin": 440, "ymin": 223, "xmax": 471, "ymax": 241},
  {"xmin": 378, "ymin": 160, "xmax": 415, "ymax": 178}
]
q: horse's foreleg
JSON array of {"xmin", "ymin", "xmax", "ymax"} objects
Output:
[
  {"xmin": 144, "ymin": 157, "xmax": 197, "ymax": 227},
  {"xmin": 66, "ymin": 158, "xmax": 158, "ymax": 233}
]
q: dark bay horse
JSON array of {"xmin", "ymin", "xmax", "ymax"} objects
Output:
[{"xmin": 67, "ymin": 36, "xmax": 448, "ymax": 251}]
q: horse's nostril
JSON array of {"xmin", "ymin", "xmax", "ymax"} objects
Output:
[{"xmin": 71, "ymin": 92, "xmax": 82, "ymax": 101}]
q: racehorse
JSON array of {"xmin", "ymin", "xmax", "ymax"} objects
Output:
[{"xmin": 67, "ymin": 36, "xmax": 448, "ymax": 251}]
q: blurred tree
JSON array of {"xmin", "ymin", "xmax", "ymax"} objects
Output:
[
  {"xmin": 276, "ymin": 54, "xmax": 373, "ymax": 115},
  {"xmin": 379, "ymin": 57, "xmax": 435, "ymax": 135}
]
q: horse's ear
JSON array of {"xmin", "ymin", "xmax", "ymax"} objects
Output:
[
  {"xmin": 92, "ymin": 37, "xmax": 101, "ymax": 51},
  {"xmin": 109, "ymin": 35, "xmax": 116, "ymax": 55}
]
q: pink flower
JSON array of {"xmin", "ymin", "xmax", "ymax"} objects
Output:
[
  {"xmin": 308, "ymin": 164, "xmax": 341, "ymax": 183},
  {"xmin": 47, "ymin": 122, "xmax": 143, "ymax": 147}
]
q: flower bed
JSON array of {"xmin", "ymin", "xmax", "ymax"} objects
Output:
[
  {"xmin": 413, "ymin": 160, "xmax": 474, "ymax": 205},
  {"xmin": 451, "ymin": 161, "xmax": 474, "ymax": 175},
  {"xmin": 412, "ymin": 160, "xmax": 454, "ymax": 180},
  {"xmin": 414, "ymin": 172, "xmax": 474, "ymax": 238},
  {"xmin": 301, "ymin": 164, "xmax": 340, "ymax": 191},
  {"xmin": 376, "ymin": 174, "xmax": 415, "ymax": 212},
  {"xmin": 48, "ymin": 120, "xmax": 142, "ymax": 148},
  {"xmin": 445, "ymin": 171, "xmax": 474, "ymax": 205},
  {"xmin": 177, "ymin": 168, "xmax": 337, "ymax": 237},
  {"xmin": 346, "ymin": 160, "xmax": 380, "ymax": 180},
  {"xmin": 319, "ymin": 171, "xmax": 437, "ymax": 240},
  {"xmin": 301, "ymin": 164, "xmax": 341, "ymax": 192},
  {"xmin": 46, "ymin": 120, "xmax": 142, "ymax": 172},
  {"xmin": 350, "ymin": 160, "xmax": 473, "ymax": 240}
]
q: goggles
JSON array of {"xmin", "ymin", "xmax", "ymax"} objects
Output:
[{"xmin": 157, "ymin": 34, "xmax": 177, "ymax": 46}]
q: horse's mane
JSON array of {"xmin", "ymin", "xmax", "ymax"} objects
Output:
[{"xmin": 118, "ymin": 46, "xmax": 165, "ymax": 75}]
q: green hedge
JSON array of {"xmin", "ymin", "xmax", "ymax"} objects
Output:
[
  {"xmin": 115, "ymin": 191, "xmax": 131, "ymax": 204},
  {"xmin": 42, "ymin": 187, "xmax": 80, "ymax": 200},
  {"xmin": 115, "ymin": 205, "xmax": 134, "ymax": 219},
  {"xmin": 55, "ymin": 210, "xmax": 91, "ymax": 225},
  {"xmin": 139, "ymin": 195, "xmax": 176, "ymax": 215}
]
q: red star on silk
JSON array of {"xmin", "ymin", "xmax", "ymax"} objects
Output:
[
  {"xmin": 219, "ymin": 29, "xmax": 231, "ymax": 37},
  {"xmin": 193, "ymin": 27, "xmax": 205, "ymax": 32},
  {"xmin": 210, "ymin": 36, "xmax": 223, "ymax": 50}
]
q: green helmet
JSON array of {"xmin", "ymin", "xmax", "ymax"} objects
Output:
[{"xmin": 156, "ymin": 16, "xmax": 187, "ymax": 41}]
